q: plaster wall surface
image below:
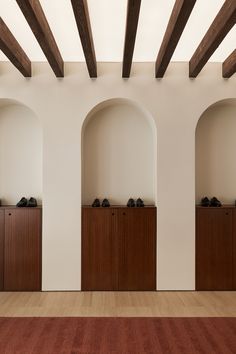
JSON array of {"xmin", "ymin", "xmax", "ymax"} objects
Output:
[
  {"xmin": 82, "ymin": 100, "xmax": 156, "ymax": 205},
  {"xmin": 0, "ymin": 103, "xmax": 42, "ymax": 205},
  {"xmin": 196, "ymin": 100, "xmax": 236, "ymax": 204},
  {"xmin": 0, "ymin": 62, "xmax": 235, "ymax": 290}
]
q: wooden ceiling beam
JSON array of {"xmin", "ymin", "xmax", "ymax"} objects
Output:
[
  {"xmin": 122, "ymin": 0, "xmax": 142, "ymax": 78},
  {"xmin": 223, "ymin": 49, "xmax": 236, "ymax": 78},
  {"xmin": 71, "ymin": 0, "xmax": 97, "ymax": 78},
  {"xmin": 0, "ymin": 18, "xmax": 31, "ymax": 77},
  {"xmin": 16, "ymin": 0, "xmax": 64, "ymax": 77},
  {"xmin": 155, "ymin": 0, "xmax": 196, "ymax": 78},
  {"xmin": 189, "ymin": 0, "xmax": 236, "ymax": 78}
]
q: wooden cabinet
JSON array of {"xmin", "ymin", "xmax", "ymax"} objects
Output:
[
  {"xmin": 0, "ymin": 207, "xmax": 42, "ymax": 291},
  {"xmin": 82, "ymin": 206, "xmax": 156, "ymax": 291},
  {"xmin": 233, "ymin": 211, "xmax": 236, "ymax": 290},
  {"xmin": 0, "ymin": 210, "xmax": 4, "ymax": 291},
  {"xmin": 196, "ymin": 206, "xmax": 234, "ymax": 290},
  {"xmin": 82, "ymin": 208, "xmax": 117, "ymax": 290},
  {"xmin": 118, "ymin": 208, "xmax": 156, "ymax": 290}
]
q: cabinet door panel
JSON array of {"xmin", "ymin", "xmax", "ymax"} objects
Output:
[
  {"xmin": 0, "ymin": 210, "xmax": 4, "ymax": 291},
  {"xmin": 196, "ymin": 208, "xmax": 233, "ymax": 290},
  {"xmin": 82, "ymin": 208, "xmax": 118, "ymax": 290},
  {"xmin": 118, "ymin": 208, "xmax": 156, "ymax": 290},
  {"xmin": 4, "ymin": 209, "xmax": 41, "ymax": 291},
  {"xmin": 233, "ymin": 210, "xmax": 236, "ymax": 290}
]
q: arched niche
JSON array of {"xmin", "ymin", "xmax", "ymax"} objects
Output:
[
  {"xmin": 0, "ymin": 99, "xmax": 42, "ymax": 205},
  {"xmin": 82, "ymin": 98, "xmax": 157, "ymax": 205},
  {"xmin": 196, "ymin": 98, "xmax": 236, "ymax": 204}
]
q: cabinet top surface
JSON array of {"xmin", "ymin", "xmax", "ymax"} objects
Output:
[
  {"xmin": 82, "ymin": 205, "xmax": 156, "ymax": 209},
  {"xmin": 0, "ymin": 205, "xmax": 42, "ymax": 209},
  {"xmin": 196, "ymin": 205, "xmax": 236, "ymax": 209}
]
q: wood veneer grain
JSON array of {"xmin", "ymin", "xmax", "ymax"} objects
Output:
[
  {"xmin": 4, "ymin": 208, "xmax": 42, "ymax": 291},
  {"xmin": 0, "ymin": 210, "xmax": 4, "ymax": 290},
  {"xmin": 196, "ymin": 208, "xmax": 233, "ymax": 290}
]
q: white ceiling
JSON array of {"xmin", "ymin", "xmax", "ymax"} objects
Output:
[{"xmin": 0, "ymin": 0, "xmax": 235, "ymax": 62}]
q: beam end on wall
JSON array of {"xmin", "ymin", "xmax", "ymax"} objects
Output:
[
  {"xmin": 122, "ymin": 0, "xmax": 142, "ymax": 78},
  {"xmin": 0, "ymin": 17, "xmax": 31, "ymax": 77},
  {"xmin": 155, "ymin": 0, "xmax": 197, "ymax": 78},
  {"xmin": 71, "ymin": 0, "xmax": 97, "ymax": 78},
  {"xmin": 16, "ymin": 0, "xmax": 64, "ymax": 78},
  {"xmin": 223, "ymin": 49, "xmax": 236, "ymax": 78},
  {"xmin": 189, "ymin": 0, "xmax": 236, "ymax": 78}
]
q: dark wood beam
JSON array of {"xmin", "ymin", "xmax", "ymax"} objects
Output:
[
  {"xmin": 155, "ymin": 0, "xmax": 196, "ymax": 78},
  {"xmin": 122, "ymin": 0, "xmax": 142, "ymax": 78},
  {"xmin": 0, "ymin": 18, "xmax": 31, "ymax": 77},
  {"xmin": 189, "ymin": 0, "xmax": 236, "ymax": 78},
  {"xmin": 223, "ymin": 49, "xmax": 236, "ymax": 78},
  {"xmin": 16, "ymin": 0, "xmax": 64, "ymax": 77},
  {"xmin": 71, "ymin": 0, "xmax": 97, "ymax": 78}
]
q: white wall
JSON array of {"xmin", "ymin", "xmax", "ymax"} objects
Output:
[
  {"xmin": 0, "ymin": 103, "xmax": 42, "ymax": 205},
  {"xmin": 0, "ymin": 62, "xmax": 235, "ymax": 290},
  {"xmin": 196, "ymin": 100, "xmax": 236, "ymax": 204},
  {"xmin": 82, "ymin": 100, "xmax": 155, "ymax": 205}
]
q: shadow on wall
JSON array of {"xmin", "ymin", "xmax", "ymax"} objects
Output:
[
  {"xmin": 0, "ymin": 99, "xmax": 42, "ymax": 205},
  {"xmin": 81, "ymin": 98, "xmax": 157, "ymax": 206},
  {"xmin": 196, "ymin": 98, "xmax": 236, "ymax": 205}
]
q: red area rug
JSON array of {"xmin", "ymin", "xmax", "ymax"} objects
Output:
[{"xmin": 0, "ymin": 317, "xmax": 235, "ymax": 353}]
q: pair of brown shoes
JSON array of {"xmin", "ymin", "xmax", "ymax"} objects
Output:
[
  {"xmin": 127, "ymin": 198, "xmax": 145, "ymax": 207},
  {"xmin": 16, "ymin": 197, "xmax": 37, "ymax": 207},
  {"xmin": 201, "ymin": 197, "xmax": 221, "ymax": 207},
  {"xmin": 92, "ymin": 198, "xmax": 110, "ymax": 207}
]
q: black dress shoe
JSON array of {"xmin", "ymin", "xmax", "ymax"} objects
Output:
[
  {"xmin": 210, "ymin": 197, "xmax": 222, "ymax": 207},
  {"xmin": 16, "ymin": 197, "xmax": 28, "ymax": 207},
  {"xmin": 102, "ymin": 199, "xmax": 110, "ymax": 207},
  {"xmin": 27, "ymin": 197, "xmax": 37, "ymax": 207},
  {"xmin": 92, "ymin": 198, "xmax": 100, "ymax": 207},
  {"xmin": 136, "ymin": 198, "xmax": 144, "ymax": 207},
  {"xmin": 127, "ymin": 198, "xmax": 135, "ymax": 207},
  {"xmin": 201, "ymin": 197, "xmax": 210, "ymax": 207}
]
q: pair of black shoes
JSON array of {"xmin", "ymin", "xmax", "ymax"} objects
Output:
[
  {"xmin": 92, "ymin": 198, "xmax": 110, "ymax": 207},
  {"xmin": 201, "ymin": 197, "xmax": 222, "ymax": 207},
  {"xmin": 16, "ymin": 197, "xmax": 37, "ymax": 207},
  {"xmin": 127, "ymin": 198, "xmax": 144, "ymax": 207}
]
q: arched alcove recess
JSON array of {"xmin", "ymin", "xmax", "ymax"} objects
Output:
[
  {"xmin": 82, "ymin": 98, "xmax": 157, "ymax": 205},
  {"xmin": 196, "ymin": 98, "xmax": 236, "ymax": 204},
  {"xmin": 0, "ymin": 99, "xmax": 42, "ymax": 205}
]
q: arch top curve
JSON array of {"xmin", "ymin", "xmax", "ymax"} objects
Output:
[
  {"xmin": 196, "ymin": 97, "xmax": 236, "ymax": 131},
  {"xmin": 0, "ymin": 98, "xmax": 41, "ymax": 123},
  {"xmin": 82, "ymin": 97, "xmax": 157, "ymax": 134},
  {"xmin": 195, "ymin": 96, "xmax": 236, "ymax": 205},
  {"xmin": 0, "ymin": 97, "xmax": 31, "ymax": 109},
  {"xmin": 0, "ymin": 97, "xmax": 43, "ymax": 206},
  {"xmin": 81, "ymin": 97, "xmax": 157, "ymax": 205},
  {"xmin": 0, "ymin": 98, "xmax": 26, "ymax": 109}
]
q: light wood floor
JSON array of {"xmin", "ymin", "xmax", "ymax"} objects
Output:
[{"xmin": 0, "ymin": 291, "xmax": 236, "ymax": 317}]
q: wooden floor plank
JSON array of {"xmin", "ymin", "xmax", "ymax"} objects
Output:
[{"xmin": 0, "ymin": 291, "xmax": 236, "ymax": 317}]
